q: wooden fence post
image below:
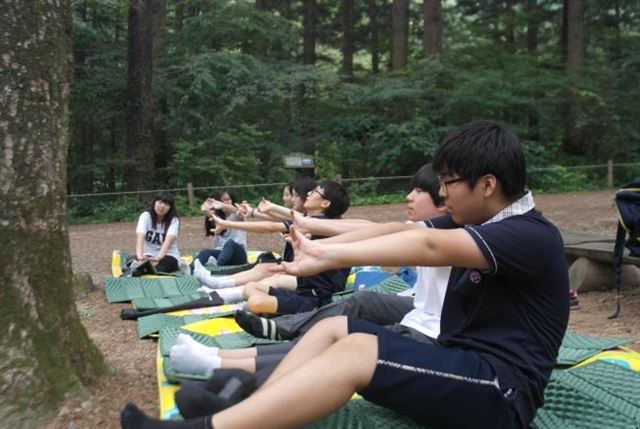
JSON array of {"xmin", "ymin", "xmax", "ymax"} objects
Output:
[
  {"xmin": 187, "ymin": 182, "xmax": 194, "ymax": 208},
  {"xmin": 607, "ymin": 159, "xmax": 614, "ymax": 189}
]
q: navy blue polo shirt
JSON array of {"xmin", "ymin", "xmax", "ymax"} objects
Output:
[
  {"xmin": 429, "ymin": 210, "xmax": 569, "ymax": 426},
  {"xmin": 281, "ymin": 215, "xmax": 350, "ymax": 303}
]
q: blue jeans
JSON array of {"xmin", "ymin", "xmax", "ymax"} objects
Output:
[{"xmin": 197, "ymin": 240, "xmax": 247, "ymax": 266}]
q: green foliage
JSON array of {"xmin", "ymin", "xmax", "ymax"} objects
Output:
[{"xmin": 67, "ymin": 0, "xmax": 640, "ymax": 223}]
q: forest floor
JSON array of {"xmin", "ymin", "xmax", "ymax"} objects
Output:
[{"xmin": 45, "ymin": 190, "xmax": 640, "ymax": 429}]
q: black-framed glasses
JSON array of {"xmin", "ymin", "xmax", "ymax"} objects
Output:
[
  {"xmin": 311, "ymin": 188, "xmax": 328, "ymax": 199},
  {"xmin": 438, "ymin": 177, "xmax": 465, "ymax": 189}
]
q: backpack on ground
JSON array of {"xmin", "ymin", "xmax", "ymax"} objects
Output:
[{"xmin": 610, "ymin": 179, "xmax": 640, "ymax": 319}]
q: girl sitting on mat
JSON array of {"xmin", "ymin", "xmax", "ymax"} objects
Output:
[
  {"xmin": 195, "ymin": 188, "xmax": 248, "ymax": 267},
  {"xmin": 134, "ymin": 191, "xmax": 181, "ymax": 274}
]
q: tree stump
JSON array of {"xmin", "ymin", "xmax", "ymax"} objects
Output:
[{"xmin": 568, "ymin": 256, "xmax": 640, "ymax": 292}]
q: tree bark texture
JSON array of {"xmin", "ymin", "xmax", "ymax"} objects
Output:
[
  {"xmin": 391, "ymin": 0, "xmax": 409, "ymax": 70},
  {"xmin": 303, "ymin": 0, "xmax": 317, "ymax": 65},
  {"xmin": 367, "ymin": 0, "xmax": 380, "ymax": 73},
  {"xmin": 341, "ymin": 0, "xmax": 355, "ymax": 77},
  {"xmin": 0, "ymin": 1, "xmax": 105, "ymax": 427},
  {"xmin": 125, "ymin": 0, "xmax": 157, "ymax": 190},
  {"xmin": 564, "ymin": 0, "xmax": 585, "ymax": 154},
  {"xmin": 422, "ymin": 0, "xmax": 442, "ymax": 58},
  {"xmin": 525, "ymin": 0, "xmax": 538, "ymax": 55}
]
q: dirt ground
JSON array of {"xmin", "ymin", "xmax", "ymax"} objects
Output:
[{"xmin": 45, "ymin": 190, "xmax": 640, "ymax": 429}]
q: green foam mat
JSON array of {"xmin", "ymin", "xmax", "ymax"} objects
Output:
[
  {"xmin": 207, "ymin": 263, "xmax": 253, "ymax": 275},
  {"xmin": 131, "ymin": 294, "xmax": 202, "ymax": 310},
  {"xmin": 137, "ymin": 313, "xmax": 217, "ymax": 339},
  {"xmin": 162, "ymin": 355, "xmax": 210, "ymax": 383},
  {"xmin": 105, "ymin": 276, "xmax": 200, "ymax": 303},
  {"xmin": 556, "ymin": 331, "xmax": 632, "ymax": 365},
  {"xmin": 159, "ymin": 326, "xmax": 282, "ymax": 383},
  {"xmin": 308, "ymin": 398, "xmax": 422, "ymax": 429},
  {"xmin": 532, "ymin": 361, "xmax": 640, "ymax": 429},
  {"xmin": 333, "ymin": 275, "xmax": 410, "ymax": 302},
  {"xmin": 159, "ymin": 326, "xmax": 282, "ymax": 356}
]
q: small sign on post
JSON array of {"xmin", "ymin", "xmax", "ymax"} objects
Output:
[{"xmin": 283, "ymin": 153, "xmax": 315, "ymax": 169}]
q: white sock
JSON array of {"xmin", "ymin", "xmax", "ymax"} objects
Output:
[
  {"xmin": 215, "ymin": 286, "xmax": 244, "ymax": 303},
  {"xmin": 176, "ymin": 333, "xmax": 219, "ymax": 356},
  {"xmin": 170, "ymin": 344, "xmax": 222, "ymax": 376},
  {"xmin": 206, "ymin": 256, "xmax": 218, "ymax": 266},
  {"xmin": 193, "ymin": 260, "xmax": 220, "ymax": 288},
  {"xmin": 193, "ymin": 260, "xmax": 236, "ymax": 289}
]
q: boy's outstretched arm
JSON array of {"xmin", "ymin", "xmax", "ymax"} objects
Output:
[
  {"xmin": 281, "ymin": 225, "xmax": 488, "ymax": 277},
  {"xmin": 291, "ymin": 210, "xmax": 378, "ymax": 238},
  {"xmin": 210, "ymin": 213, "xmax": 287, "ymax": 234}
]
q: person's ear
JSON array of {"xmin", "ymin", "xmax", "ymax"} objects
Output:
[
  {"xmin": 320, "ymin": 199, "xmax": 331, "ymax": 210},
  {"xmin": 481, "ymin": 174, "xmax": 498, "ymax": 198}
]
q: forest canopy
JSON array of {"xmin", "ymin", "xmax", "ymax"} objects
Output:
[{"xmin": 68, "ymin": 0, "xmax": 640, "ymax": 222}]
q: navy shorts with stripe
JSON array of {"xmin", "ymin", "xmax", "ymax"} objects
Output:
[
  {"xmin": 348, "ymin": 317, "xmax": 521, "ymax": 429},
  {"xmin": 268, "ymin": 287, "xmax": 321, "ymax": 314}
]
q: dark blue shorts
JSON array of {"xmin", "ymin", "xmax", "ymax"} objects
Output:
[
  {"xmin": 268, "ymin": 287, "xmax": 321, "ymax": 314},
  {"xmin": 348, "ymin": 317, "xmax": 521, "ymax": 429}
]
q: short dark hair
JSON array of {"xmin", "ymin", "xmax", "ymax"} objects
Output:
[
  {"xmin": 149, "ymin": 191, "xmax": 178, "ymax": 231},
  {"xmin": 292, "ymin": 177, "xmax": 317, "ymax": 203},
  {"xmin": 317, "ymin": 180, "xmax": 350, "ymax": 219},
  {"xmin": 432, "ymin": 120, "xmax": 526, "ymax": 200},
  {"xmin": 410, "ymin": 163, "xmax": 444, "ymax": 207}
]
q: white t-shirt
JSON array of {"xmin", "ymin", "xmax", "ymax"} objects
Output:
[
  {"xmin": 136, "ymin": 211, "xmax": 181, "ymax": 261},
  {"xmin": 399, "ymin": 265, "xmax": 451, "ymax": 339},
  {"xmin": 398, "ymin": 221, "xmax": 451, "ymax": 339}
]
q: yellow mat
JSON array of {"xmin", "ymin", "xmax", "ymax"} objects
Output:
[
  {"xmin": 574, "ymin": 347, "xmax": 640, "ymax": 372},
  {"xmin": 157, "ymin": 317, "xmax": 243, "ymax": 419}
]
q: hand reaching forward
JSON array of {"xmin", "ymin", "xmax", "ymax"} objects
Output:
[
  {"xmin": 291, "ymin": 209, "xmax": 312, "ymax": 236},
  {"xmin": 208, "ymin": 213, "xmax": 228, "ymax": 235},
  {"xmin": 281, "ymin": 226, "xmax": 336, "ymax": 277},
  {"xmin": 257, "ymin": 197, "xmax": 273, "ymax": 214},
  {"xmin": 237, "ymin": 201, "xmax": 252, "ymax": 218}
]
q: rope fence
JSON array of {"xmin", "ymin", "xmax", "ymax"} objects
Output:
[
  {"xmin": 66, "ymin": 161, "xmax": 640, "ymax": 223},
  {"xmin": 68, "ymin": 161, "xmax": 640, "ymax": 201}
]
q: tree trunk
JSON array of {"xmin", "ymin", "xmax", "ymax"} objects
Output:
[
  {"xmin": 175, "ymin": 0, "xmax": 184, "ymax": 34},
  {"xmin": 368, "ymin": 0, "xmax": 380, "ymax": 74},
  {"xmin": 341, "ymin": 0, "xmax": 355, "ymax": 78},
  {"xmin": 505, "ymin": 0, "xmax": 516, "ymax": 50},
  {"xmin": 525, "ymin": 0, "xmax": 539, "ymax": 141},
  {"xmin": 525, "ymin": 0, "xmax": 538, "ymax": 55},
  {"xmin": 125, "ymin": 0, "xmax": 157, "ymax": 190},
  {"xmin": 303, "ymin": 0, "xmax": 317, "ymax": 65},
  {"xmin": 0, "ymin": 2, "xmax": 105, "ymax": 427},
  {"xmin": 422, "ymin": 0, "xmax": 442, "ymax": 58},
  {"xmin": 391, "ymin": 0, "xmax": 409, "ymax": 70},
  {"xmin": 560, "ymin": 0, "xmax": 568, "ymax": 63},
  {"xmin": 563, "ymin": 0, "xmax": 585, "ymax": 155}
]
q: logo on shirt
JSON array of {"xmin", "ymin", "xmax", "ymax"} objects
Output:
[
  {"xmin": 146, "ymin": 231, "xmax": 166, "ymax": 245},
  {"xmin": 469, "ymin": 270, "xmax": 482, "ymax": 284}
]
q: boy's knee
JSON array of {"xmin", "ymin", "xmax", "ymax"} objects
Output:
[
  {"xmin": 246, "ymin": 295, "xmax": 276, "ymax": 314},
  {"xmin": 308, "ymin": 316, "xmax": 349, "ymax": 340},
  {"xmin": 243, "ymin": 281, "xmax": 262, "ymax": 297}
]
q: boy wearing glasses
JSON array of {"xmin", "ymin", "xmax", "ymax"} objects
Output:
[{"xmin": 202, "ymin": 180, "xmax": 351, "ymax": 315}]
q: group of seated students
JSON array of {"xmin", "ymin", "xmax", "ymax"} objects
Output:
[{"xmin": 123, "ymin": 120, "xmax": 570, "ymax": 429}]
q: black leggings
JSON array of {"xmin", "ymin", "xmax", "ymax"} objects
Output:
[{"xmin": 156, "ymin": 255, "xmax": 180, "ymax": 273}]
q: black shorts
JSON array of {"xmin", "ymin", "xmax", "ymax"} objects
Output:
[
  {"xmin": 348, "ymin": 317, "xmax": 521, "ymax": 429},
  {"xmin": 268, "ymin": 287, "xmax": 321, "ymax": 314}
]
